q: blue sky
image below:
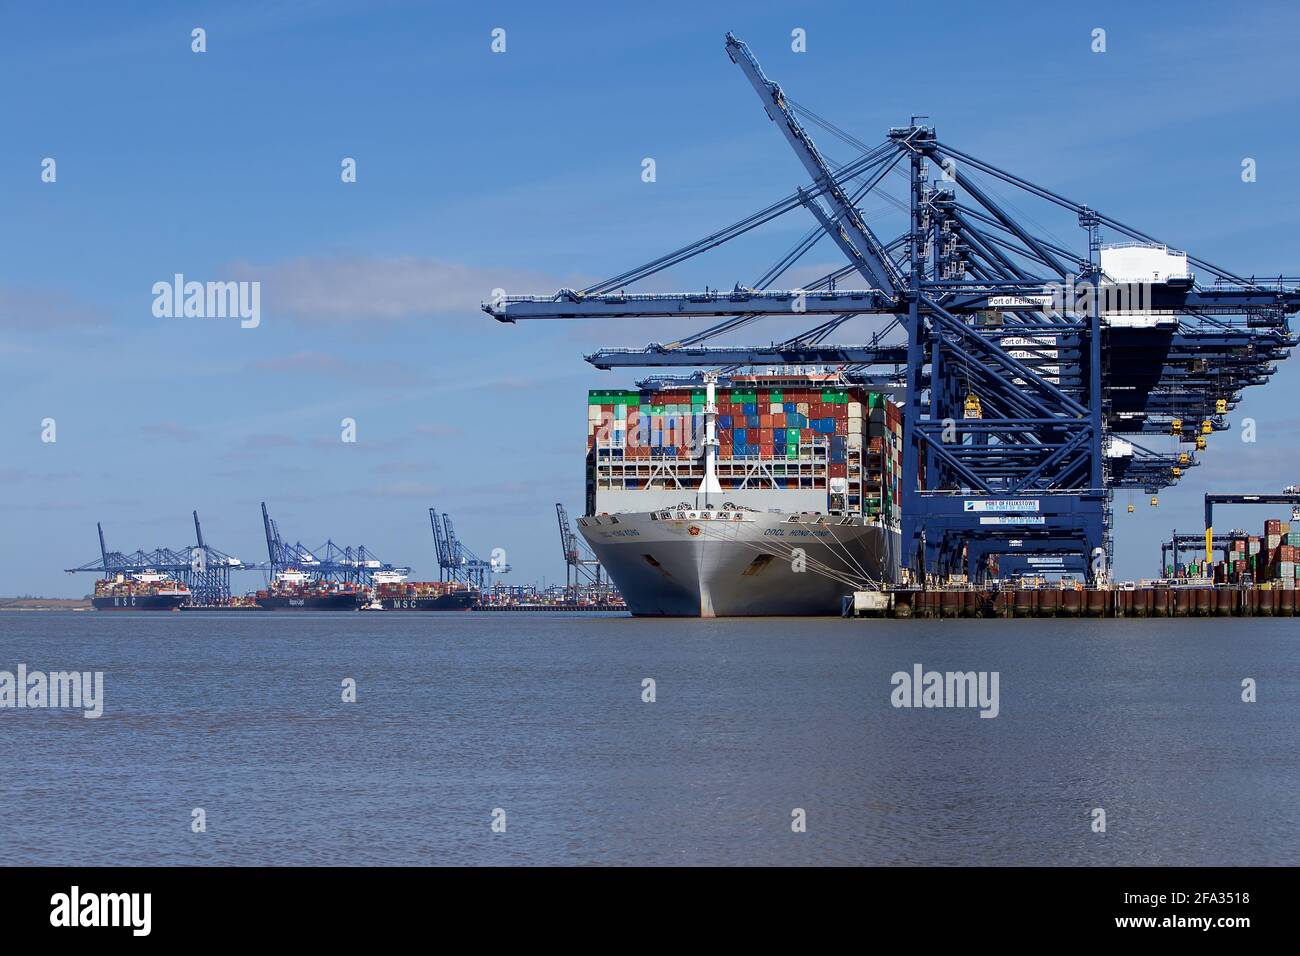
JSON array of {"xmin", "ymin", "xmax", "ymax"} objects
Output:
[{"xmin": 3, "ymin": 0, "xmax": 1300, "ymax": 595}]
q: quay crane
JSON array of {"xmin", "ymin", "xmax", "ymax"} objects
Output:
[{"xmin": 485, "ymin": 33, "xmax": 1300, "ymax": 584}]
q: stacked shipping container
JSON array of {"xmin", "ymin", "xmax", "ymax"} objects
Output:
[
  {"xmin": 1172, "ymin": 516, "xmax": 1300, "ymax": 587},
  {"xmin": 585, "ymin": 376, "xmax": 904, "ymax": 520}
]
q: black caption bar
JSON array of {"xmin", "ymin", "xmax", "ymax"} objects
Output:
[{"xmin": 0, "ymin": 866, "xmax": 1276, "ymax": 942}]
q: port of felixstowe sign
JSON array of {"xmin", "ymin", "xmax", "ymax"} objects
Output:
[{"xmin": 964, "ymin": 499, "xmax": 1046, "ymax": 525}]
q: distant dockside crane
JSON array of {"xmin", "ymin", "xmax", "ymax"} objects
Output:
[
  {"xmin": 65, "ymin": 512, "xmax": 263, "ymax": 604},
  {"xmin": 555, "ymin": 502, "xmax": 609, "ymax": 603},
  {"xmin": 261, "ymin": 501, "xmax": 406, "ymax": 586},
  {"xmin": 430, "ymin": 507, "xmax": 509, "ymax": 590}
]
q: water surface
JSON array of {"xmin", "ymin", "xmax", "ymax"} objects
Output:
[{"xmin": 1, "ymin": 612, "xmax": 1296, "ymax": 865}]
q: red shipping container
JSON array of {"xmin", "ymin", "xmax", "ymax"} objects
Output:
[
  {"xmin": 760, "ymin": 443, "xmax": 774, "ymax": 457},
  {"xmin": 830, "ymin": 463, "xmax": 847, "ymax": 478},
  {"xmin": 760, "ymin": 414, "xmax": 773, "ymax": 429},
  {"xmin": 773, "ymin": 413, "xmax": 786, "ymax": 428},
  {"xmin": 833, "ymin": 405, "xmax": 848, "ymax": 420},
  {"xmin": 760, "ymin": 428, "xmax": 773, "ymax": 444}
]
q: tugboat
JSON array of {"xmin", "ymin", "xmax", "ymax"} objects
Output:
[
  {"xmin": 253, "ymin": 570, "xmax": 363, "ymax": 610},
  {"xmin": 92, "ymin": 572, "xmax": 190, "ymax": 611}
]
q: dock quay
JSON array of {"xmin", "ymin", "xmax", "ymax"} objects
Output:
[
  {"xmin": 473, "ymin": 603, "xmax": 627, "ymax": 613},
  {"xmin": 844, "ymin": 585, "xmax": 1300, "ymax": 619}
]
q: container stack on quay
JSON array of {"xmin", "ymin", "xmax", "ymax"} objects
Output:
[
  {"xmin": 1171, "ymin": 517, "xmax": 1300, "ymax": 587},
  {"xmin": 585, "ymin": 378, "xmax": 903, "ymax": 520}
]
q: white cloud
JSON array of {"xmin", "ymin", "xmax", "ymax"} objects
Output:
[
  {"xmin": 226, "ymin": 255, "xmax": 563, "ymax": 324},
  {"xmin": 0, "ymin": 284, "xmax": 105, "ymax": 328}
]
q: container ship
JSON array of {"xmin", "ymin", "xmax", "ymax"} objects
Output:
[
  {"xmin": 253, "ymin": 570, "xmax": 363, "ymax": 610},
  {"xmin": 92, "ymin": 572, "xmax": 190, "ymax": 611},
  {"xmin": 577, "ymin": 371, "xmax": 902, "ymax": 616},
  {"xmin": 369, "ymin": 571, "xmax": 478, "ymax": 610}
]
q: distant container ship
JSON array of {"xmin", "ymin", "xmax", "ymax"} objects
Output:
[
  {"xmin": 250, "ymin": 570, "xmax": 478, "ymax": 610},
  {"xmin": 370, "ymin": 572, "xmax": 478, "ymax": 610},
  {"xmin": 92, "ymin": 572, "xmax": 190, "ymax": 611},
  {"xmin": 253, "ymin": 570, "xmax": 363, "ymax": 610},
  {"xmin": 578, "ymin": 371, "xmax": 902, "ymax": 617}
]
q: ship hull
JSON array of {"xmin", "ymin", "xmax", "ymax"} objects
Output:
[
  {"xmin": 377, "ymin": 592, "xmax": 477, "ymax": 611},
  {"xmin": 578, "ymin": 510, "xmax": 899, "ymax": 617},
  {"xmin": 92, "ymin": 594, "xmax": 187, "ymax": 611},
  {"xmin": 255, "ymin": 593, "xmax": 362, "ymax": 610}
]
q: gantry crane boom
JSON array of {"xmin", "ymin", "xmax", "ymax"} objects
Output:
[{"xmin": 724, "ymin": 32, "xmax": 901, "ymax": 295}]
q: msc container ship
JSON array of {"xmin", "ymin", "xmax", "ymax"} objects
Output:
[
  {"xmin": 251, "ymin": 569, "xmax": 478, "ymax": 610},
  {"xmin": 577, "ymin": 372, "xmax": 902, "ymax": 617},
  {"xmin": 92, "ymin": 572, "xmax": 190, "ymax": 610},
  {"xmin": 369, "ymin": 572, "xmax": 478, "ymax": 610}
]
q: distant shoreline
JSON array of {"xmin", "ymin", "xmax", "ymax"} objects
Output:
[{"xmin": 0, "ymin": 597, "xmax": 92, "ymax": 611}]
